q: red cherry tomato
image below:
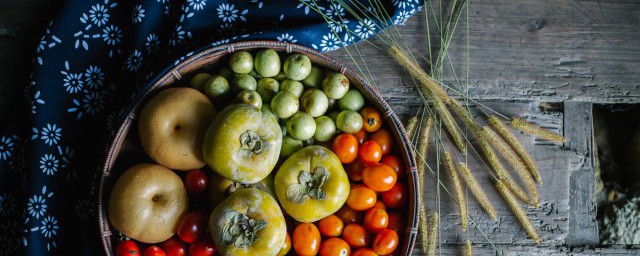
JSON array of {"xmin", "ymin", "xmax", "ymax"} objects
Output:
[
  {"xmin": 332, "ymin": 134, "xmax": 359, "ymax": 164},
  {"xmin": 189, "ymin": 235, "xmax": 216, "ymax": 256},
  {"xmin": 359, "ymin": 141, "xmax": 382, "ymax": 165},
  {"xmin": 293, "ymin": 223, "xmax": 321, "ymax": 256},
  {"xmin": 372, "ymin": 229, "xmax": 399, "ymax": 255},
  {"xmin": 382, "ymin": 182, "xmax": 409, "ymax": 209},
  {"xmin": 387, "ymin": 212, "xmax": 406, "ymax": 235},
  {"xmin": 319, "ymin": 237, "xmax": 351, "ymax": 256},
  {"xmin": 185, "ymin": 169, "xmax": 207, "ymax": 196},
  {"xmin": 381, "ymin": 155, "xmax": 404, "ymax": 180},
  {"xmin": 352, "ymin": 247, "xmax": 378, "ymax": 256},
  {"xmin": 335, "ymin": 205, "xmax": 363, "ymax": 224},
  {"xmin": 370, "ymin": 129, "xmax": 394, "ymax": 155},
  {"xmin": 361, "ymin": 107, "xmax": 383, "ymax": 133},
  {"xmin": 177, "ymin": 211, "xmax": 207, "ymax": 243},
  {"xmin": 372, "ymin": 200, "xmax": 387, "ymax": 211},
  {"xmin": 342, "ymin": 223, "xmax": 371, "ymax": 247},
  {"xmin": 345, "ymin": 158, "xmax": 366, "ymax": 182},
  {"xmin": 161, "ymin": 237, "xmax": 186, "ymax": 256},
  {"xmin": 354, "ymin": 129, "xmax": 368, "ymax": 144},
  {"xmin": 143, "ymin": 246, "xmax": 166, "ymax": 256},
  {"xmin": 364, "ymin": 208, "xmax": 389, "ymax": 234},
  {"xmin": 362, "ymin": 163, "xmax": 397, "ymax": 192},
  {"xmin": 317, "ymin": 214, "xmax": 344, "ymax": 237},
  {"xmin": 346, "ymin": 184, "xmax": 377, "ymax": 211},
  {"xmin": 115, "ymin": 240, "xmax": 140, "ymax": 256}
]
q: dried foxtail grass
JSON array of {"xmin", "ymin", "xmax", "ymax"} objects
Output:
[
  {"xmin": 406, "ymin": 116, "xmax": 419, "ymax": 141},
  {"xmin": 427, "ymin": 213, "xmax": 440, "ymax": 256},
  {"xmin": 511, "ymin": 117, "xmax": 566, "ymax": 143},
  {"xmin": 488, "ymin": 115, "xmax": 541, "ymax": 184},
  {"xmin": 495, "ymin": 179, "xmax": 541, "ymax": 244},
  {"xmin": 388, "ymin": 44, "xmax": 466, "ymax": 153},
  {"xmin": 443, "ymin": 152, "xmax": 468, "ymax": 231},
  {"xmin": 447, "ymin": 100, "xmax": 530, "ymax": 204},
  {"xmin": 458, "ymin": 163, "xmax": 497, "ymax": 221},
  {"xmin": 417, "ymin": 117, "xmax": 433, "ymax": 254},
  {"xmin": 483, "ymin": 126, "xmax": 539, "ymax": 206},
  {"xmin": 464, "ymin": 240, "xmax": 472, "ymax": 256}
]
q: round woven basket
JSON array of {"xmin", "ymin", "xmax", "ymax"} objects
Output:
[{"xmin": 98, "ymin": 41, "xmax": 418, "ymax": 255}]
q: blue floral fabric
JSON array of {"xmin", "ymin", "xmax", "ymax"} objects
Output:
[{"xmin": 0, "ymin": 0, "xmax": 421, "ymax": 255}]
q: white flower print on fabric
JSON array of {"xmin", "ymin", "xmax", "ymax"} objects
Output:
[
  {"xmin": 188, "ymin": 0, "xmax": 206, "ymax": 11},
  {"xmin": 145, "ymin": 33, "xmax": 160, "ymax": 53},
  {"xmin": 57, "ymin": 146, "xmax": 75, "ymax": 170},
  {"xmin": 296, "ymin": 0, "xmax": 324, "ymax": 15},
  {"xmin": 250, "ymin": 0, "xmax": 263, "ymax": 9},
  {"xmin": 124, "ymin": 50, "xmax": 144, "ymax": 72},
  {"xmin": 62, "ymin": 72, "xmax": 84, "ymax": 94},
  {"xmin": 101, "ymin": 25, "xmax": 123, "ymax": 46},
  {"xmin": 36, "ymin": 215, "xmax": 59, "ymax": 250},
  {"xmin": 132, "ymin": 5, "xmax": 145, "ymax": 24},
  {"xmin": 35, "ymin": 21, "xmax": 62, "ymax": 65},
  {"xmin": 169, "ymin": 25, "xmax": 192, "ymax": 47},
  {"xmin": 40, "ymin": 154, "xmax": 60, "ymax": 176},
  {"xmin": 392, "ymin": 0, "xmax": 418, "ymax": 9},
  {"xmin": 89, "ymin": 4, "xmax": 110, "ymax": 27},
  {"xmin": 355, "ymin": 18, "xmax": 377, "ymax": 39},
  {"xmin": 73, "ymin": 199, "xmax": 96, "ymax": 219},
  {"xmin": 0, "ymin": 136, "xmax": 14, "ymax": 161},
  {"xmin": 0, "ymin": 193, "xmax": 16, "ymax": 217},
  {"xmin": 27, "ymin": 195, "xmax": 47, "ymax": 219},
  {"xmin": 38, "ymin": 124, "xmax": 62, "ymax": 146},
  {"xmin": 82, "ymin": 90, "xmax": 106, "ymax": 115},
  {"xmin": 26, "ymin": 186, "xmax": 54, "ymax": 221},
  {"xmin": 211, "ymin": 39, "xmax": 230, "ymax": 46},
  {"xmin": 394, "ymin": 10, "xmax": 414, "ymax": 25},
  {"xmin": 312, "ymin": 33, "xmax": 340, "ymax": 52},
  {"xmin": 0, "ymin": 233, "xmax": 18, "ymax": 256},
  {"xmin": 277, "ymin": 33, "xmax": 297, "ymax": 43},
  {"xmin": 84, "ymin": 66, "xmax": 105, "ymax": 89},
  {"xmin": 217, "ymin": 4, "xmax": 247, "ymax": 23},
  {"xmin": 324, "ymin": 3, "xmax": 349, "ymax": 33}
]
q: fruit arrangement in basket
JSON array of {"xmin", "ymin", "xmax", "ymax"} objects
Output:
[{"xmin": 107, "ymin": 48, "xmax": 412, "ymax": 256}]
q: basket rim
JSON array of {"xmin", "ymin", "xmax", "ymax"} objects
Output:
[{"xmin": 98, "ymin": 40, "xmax": 419, "ymax": 255}]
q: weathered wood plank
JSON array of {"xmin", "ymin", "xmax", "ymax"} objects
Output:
[{"xmin": 564, "ymin": 101, "xmax": 599, "ymax": 245}]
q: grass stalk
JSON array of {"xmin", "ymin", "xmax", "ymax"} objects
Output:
[
  {"xmin": 511, "ymin": 117, "xmax": 567, "ymax": 143},
  {"xmin": 488, "ymin": 115, "xmax": 542, "ymax": 184},
  {"xmin": 494, "ymin": 179, "xmax": 541, "ymax": 244},
  {"xmin": 458, "ymin": 163, "xmax": 497, "ymax": 220},
  {"xmin": 443, "ymin": 151, "xmax": 468, "ymax": 231}
]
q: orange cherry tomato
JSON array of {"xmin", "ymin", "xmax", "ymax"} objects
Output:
[
  {"xmin": 364, "ymin": 208, "xmax": 389, "ymax": 234},
  {"xmin": 346, "ymin": 184, "xmax": 377, "ymax": 211},
  {"xmin": 342, "ymin": 224, "xmax": 371, "ymax": 248},
  {"xmin": 318, "ymin": 237, "xmax": 351, "ymax": 256},
  {"xmin": 332, "ymin": 134, "xmax": 359, "ymax": 164},
  {"xmin": 387, "ymin": 212, "xmax": 406, "ymax": 235},
  {"xmin": 354, "ymin": 128, "xmax": 368, "ymax": 144},
  {"xmin": 359, "ymin": 141, "xmax": 382, "ymax": 165},
  {"xmin": 346, "ymin": 158, "xmax": 366, "ymax": 182},
  {"xmin": 369, "ymin": 129, "xmax": 394, "ymax": 155},
  {"xmin": 277, "ymin": 233, "xmax": 292, "ymax": 256},
  {"xmin": 382, "ymin": 182, "xmax": 408, "ymax": 209},
  {"xmin": 361, "ymin": 107, "xmax": 383, "ymax": 133},
  {"xmin": 335, "ymin": 205, "xmax": 363, "ymax": 224},
  {"xmin": 381, "ymin": 155, "xmax": 404, "ymax": 180},
  {"xmin": 372, "ymin": 200, "xmax": 387, "ymax": 211},
  {"xmin": 293, "ymin": 223, "xmax": 321, "ymax": 256},
  {"xmin": 318, "ymin": 215, "xmax": 344, "ymax": 237},
  {"xmin": 362, "ymin": 163, "xmax": 397, "ymax": 192},
  {"xmin": 352, "ymin": 248, "xmax": 378, "ymax": 256},
  {"xmin": 372, "ymin": 229, "xmax": 399, "ymax": 255}
]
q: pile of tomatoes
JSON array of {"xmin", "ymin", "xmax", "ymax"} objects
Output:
[{"xmin": 287, "ymin": 106, "xmax": 408, "ymax": 256}]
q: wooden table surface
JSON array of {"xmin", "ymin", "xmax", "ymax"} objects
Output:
[{"xmin": 1, "ymin": 0, "xmax": 640, "ymax": 255}]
